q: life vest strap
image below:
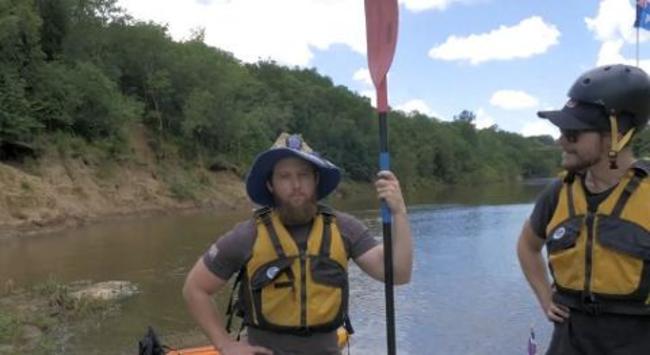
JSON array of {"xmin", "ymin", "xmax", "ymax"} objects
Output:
[
  {"xmin": 226, "ymin": 269, "xmax": 244, "ymax": 333},
  {"xmin": 319, "ymin": 212, "xmax": 333, "ymax": 257},
  {"xmin": 554, "ymin": 291, "xmax": 650, "ymax": 316},
  {"xmin": 566, "ymin": 179, "xmax": 576, "ymax": 217},
  {"xmin": 610, "ymin": 173, "xmax": 644, "ymax": 217},
  {"xmin": 256, "ymin": 207, "xmax": 286, "ymax": 258}
]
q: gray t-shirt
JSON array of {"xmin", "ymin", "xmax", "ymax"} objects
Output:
[{"xmin": 202, "ymin": 210, "xmax": 379, "ymax": 355}]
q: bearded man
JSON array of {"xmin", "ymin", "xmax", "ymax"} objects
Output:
[
  {"xmin": 517, "ymin": 64, "xmax": 650, "ymax": 354},
  {"xmin": 183, "ymin": 133, "xmax": 413, "ymax": 355}
]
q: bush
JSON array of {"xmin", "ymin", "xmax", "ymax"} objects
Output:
[{"xmin": 0, "ymin": 313, "xmax": 19, "ymax": 343}]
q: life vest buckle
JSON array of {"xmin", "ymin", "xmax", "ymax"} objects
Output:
[
  {"xmin": 582, "ymin": 295, "xmax": 602, "ymax": 315},
  {"xmin": 294, "ymin": 326, "xmax": 311, "ymax": 336}
]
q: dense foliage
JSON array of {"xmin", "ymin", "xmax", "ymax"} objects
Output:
[{"xmin": 0, "ymin": 0, "xmax": 567, "ymax": 186}]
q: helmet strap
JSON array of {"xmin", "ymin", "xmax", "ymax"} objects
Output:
[{"xmin": 608, "ymin": 114, "xmax": 636, "ymax": 169}]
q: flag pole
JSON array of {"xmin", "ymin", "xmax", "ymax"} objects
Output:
[{"xmin": 636, "ymin": 26, "xmax": 640, "ymax": 68}]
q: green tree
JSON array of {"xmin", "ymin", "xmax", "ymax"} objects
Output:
[
  {"xmin": 0, "ymin": 0, "xmax": 45, "ymax": 143},
  {"xmin": 68, "ymin": 61, "xmax": 141, "ymax": 139},
  {"xmin": 36, "ymin": 0, "xmax": 69, "ymax": 60}
]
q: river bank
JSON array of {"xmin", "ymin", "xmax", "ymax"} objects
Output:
[
  {"xmin": 0, "ymin": 165, "xmax": 249, "ymax": 240},
  {"xmin": 0, "ymin": 125, "xmax": 549, "ymax": 240},
  {"xmin": 0, "ymin": 158, "xmax": 372, "ymax": 240},
  {"xmin": 0, "ymin": 124, "xmax": 389, "ymax": 240},
  {"xmin": 0, "ymin": 126, "xmax": 254, "ymax": 240}
]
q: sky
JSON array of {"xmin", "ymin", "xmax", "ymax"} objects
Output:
[{"xmin": 116, "ymin": 0, "xmax": 650, "ymax": 138}]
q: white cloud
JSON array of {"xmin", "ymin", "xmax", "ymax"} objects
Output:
[
  {"xmin": 489, "ymin": 90, "xmax": 539, "ymax": 110},
  {"xmin": 395, "ymin": 99, "xmax": 437, "ymax": 117},
  {"xmin": 474, "ymin": 108, "xmax": 495, "ymax": 129},
  {"xmin": 595, "ymin": 41, "xmax": 650, "ymax": 73},
  {"xmin": 595, "ymin": 40, "xmax": 627, "ymax": 65},
  {"xmin": 584, "ymin": 0, "xmax": 641, "ymax": 43},
  {"xmin": 428, "ymin": 16, "xmax": 560, "ymax": 65},
  {"xmin": 117, "ymin": 0, "xmax": 366, "ymax": 66},
  {"xmin": 353, "ymin": 68, "xmax": 373, "ymax": 87},
  {"xmin": 399, "ymin": 0, "xmax": 463, "ymax": 13},
  {"xmin": 585, "ymin": 0, "xmax": 650, "ymax": 73},
  {"xmin": 521, "ymin": 120, "xmax": 559, "ymax": 138}
]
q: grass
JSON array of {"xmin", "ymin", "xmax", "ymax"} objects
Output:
[
  {"xmin": 20, "ymin": 180, "xmax": 32, "ymax": 192},
  {"xmin": 33, "ymin": 277, "xmax": 111, "ymax": 320},
  {"xmin": 0, "ymin": 277, "xmax": 121, "ymax": 352},
  {"xmin": 169, "ymin": 178, "xmax": 199, "ymax": 200},
  {"xmin": 161, "ymin": 163, "xmax": 209, "ymax": 201},
  {"xmin": 0, "ymin": 313, "xmax": 19, "ymax": 344}
]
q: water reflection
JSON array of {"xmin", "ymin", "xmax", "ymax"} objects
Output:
[{"xmin": 348, "ymin": 204, "xmax": 550, "ymax": 354}]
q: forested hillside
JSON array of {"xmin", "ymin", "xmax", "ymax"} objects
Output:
[{"xmin": 0, "ymin": 0, "xmax": 569, "ymax": 186}]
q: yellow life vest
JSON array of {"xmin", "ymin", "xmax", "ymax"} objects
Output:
[
  {"xmin": 546, "ymin": 161, "xmax": 650, "ymax": 315},
  {"xmin": 238, "ymin": 206, "xmax": 350, "ymax": 334}
]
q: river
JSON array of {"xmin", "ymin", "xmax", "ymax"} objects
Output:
[{"xmin": 0, "ymin": 180, "xmax": 552, "ymax": 354}]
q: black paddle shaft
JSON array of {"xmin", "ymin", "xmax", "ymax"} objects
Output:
[{"xmin": 379, "ymin": 111, "xmax": 396, "ymax": 355}]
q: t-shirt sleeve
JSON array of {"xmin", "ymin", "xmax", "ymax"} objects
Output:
[
  {"xmin": 529, "ymin": 179, "xmax": 563, "ymax": 240},
  {"xmin": 334, "ymin": 211, "xmax": 380, "ymax": 259},
  {"xmin": 202, "ymin": 219, "xmax": 256, "ymax": 280}
]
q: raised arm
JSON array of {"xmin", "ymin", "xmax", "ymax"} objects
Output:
[{"xmin": 354, "ymin": 170, "xmax": 413, "ymax": 285}]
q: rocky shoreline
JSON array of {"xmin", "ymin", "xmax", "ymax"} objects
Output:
[{"xmin": 0, "ymin": 279, "xmax": 139, "ymax": 353}]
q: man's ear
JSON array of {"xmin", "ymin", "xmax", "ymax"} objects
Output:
[{"xmin": 266, "ymin": 180, "xmax": 273, "ymax": 193}]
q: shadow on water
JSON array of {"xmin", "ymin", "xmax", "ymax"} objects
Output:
[{"xmin": 0, "ymin": 180, "xmax": 553, "ymax": 354}]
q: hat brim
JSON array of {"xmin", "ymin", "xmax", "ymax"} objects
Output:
[
  {"xmin": 537, "ymin": 110, "xmax": 596, "ymax": 130},
  {"xmin": 245, "ymin": 148, "xmax": 341, "ymax": 206}
]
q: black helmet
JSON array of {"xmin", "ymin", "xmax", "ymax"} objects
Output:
[
  {"xmin": 568, "ymin": 64, "xmax": 650, "ymax": 128},
  {"xmin": 537, "ymin": 64, "xmax": 650, "ymax": 169}
]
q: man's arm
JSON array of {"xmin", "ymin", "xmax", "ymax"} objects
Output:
[
  {"xmin": 354, "ymin": 170, "xmax": 413, "ymax": 285},
  {"xmin": 183, "ymin": 259, "xmax": 272, "ymax": 355},
  {"xmin": 516, "ymin": 220, "xmax": 569, "ymax": 322}
]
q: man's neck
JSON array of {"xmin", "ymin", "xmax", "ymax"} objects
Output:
[{"xmin": 584, "ymin": 151, "xmax": 636, "ymax": 193}]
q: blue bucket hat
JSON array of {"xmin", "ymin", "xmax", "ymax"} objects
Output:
[{"xmin": 245, "ymin": 133, "xmax": 341, "ymax": 206}]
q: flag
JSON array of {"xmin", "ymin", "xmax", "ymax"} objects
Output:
[
  {"xmin": 527, "ymin": 328, "xmax": 538, "ymax": 355},
  {"xmin": 635, "ymin": 0, "xmax": 650, "ymax": 30}
]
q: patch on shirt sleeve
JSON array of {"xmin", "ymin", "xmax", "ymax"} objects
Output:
[{"xmin": 207, "ymin": 244, "xmax": 219, "ymax": 259}]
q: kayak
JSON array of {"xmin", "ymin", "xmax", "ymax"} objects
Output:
[
  {"xmin": 165, "ymin": 327, "xmax": 350, "ymax": 354},
  {"xmin": 166, "ymin": 346, "xmax": 219, "ymax": 355}
]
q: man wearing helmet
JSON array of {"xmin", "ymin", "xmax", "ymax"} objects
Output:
[
  {"xmin": 517, "ymin": 64, "xmax": 650, "ymax": 354},
  {"xmin": 183, "ymin": 133, "xmax": 413, "ymax": 355}
]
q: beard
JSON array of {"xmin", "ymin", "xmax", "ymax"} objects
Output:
[
  {"xmin": 561, "ymin": 151, "xmax": 602, "ymax": 172},
  {"xmin": 274, "ymin": 194, "xmax": 318, "ymax": 225}
]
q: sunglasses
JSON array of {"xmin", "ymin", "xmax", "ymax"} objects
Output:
[{"xmin": 560, "ymin": 129, "xmax": 596, "ymax": 143}]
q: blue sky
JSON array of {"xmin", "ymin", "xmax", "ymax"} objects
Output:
[{"xmin": 117, "ymin": 0, "xmax": 650, "ymax": 138}]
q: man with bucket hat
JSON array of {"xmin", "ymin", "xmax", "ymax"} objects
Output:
[
  {"xmin": 183, "ymin": 133, "xmax": 413, "ymax": 355},
  {"xmin": 517, "ymin": 64, "xmax": 650, "ymax": 354}
]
